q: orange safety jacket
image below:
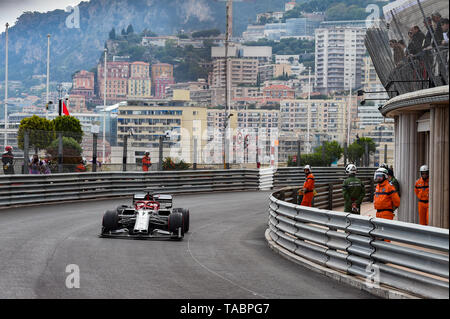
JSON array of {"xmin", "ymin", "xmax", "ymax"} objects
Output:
[
  {"xmin": 374, "ymin": 179, "xmax": 400, "ymax": 213},
  {"xmin": 142, "ymin": 155, "xmax": 152, "ymax": 171},
  {"xmin": 302, "ymin": 173, "xmax": 315, "ymax": 193},
  {"xmin": 75, "ymin": 164, "xmax": 86, "ymax": 172},
  {"xmin": 414, "ymin": 177, "xmax": 429, "ymax": 203}
]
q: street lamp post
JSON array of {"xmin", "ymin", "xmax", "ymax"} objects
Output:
[
  {"xmin": 46, "ymin": 34, "xmax": 50, "ymax": 120},
  {"xmin": 347, "ymin": 74, "xmax": 354, "ymax": 146},
  {"xmin": 4, "ymin": 23, "xmax": 9, "ymax": 148},
  {"xmin": 306, "ymin": 66, "xmax": 311, "ymax": 153},
  {"xmin": 103, "ymin": 48, "xmax": 107, "ymax": 163}
]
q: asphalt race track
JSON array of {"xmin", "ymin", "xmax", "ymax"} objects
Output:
[{"xmin": 0, "ymin": 191, "xmax": 376, "ymax": 299}]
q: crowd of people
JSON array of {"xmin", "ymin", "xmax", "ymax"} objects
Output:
[
  {"xmin": 297, "ymin": 163, "xmax": 429, "ymax": 226},
  {"xmin": 1, "ymin": 146, "xmax": 87, "ymax": 175},
  {"xmin": 388, "ymin": 12, "xmax": 449, "ymax": 86}
]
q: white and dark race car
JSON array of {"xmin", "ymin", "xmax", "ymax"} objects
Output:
[{"xmin": 100, "ymin": 192, "xmax": 190, "ymax": 240}]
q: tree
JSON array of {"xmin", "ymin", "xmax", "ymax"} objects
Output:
[
  {"xmin": 109, "ymin": 28, "xmax": 116, "ymax": 40},
  {"xmin": 17, "ymin": 115, "xmax": 55, "ymax": 153},
  {"xmin": 52, "ymin": 116, "xmax": 83, "ymax": 144},
  {"xmin": 46, "ymin": 137, "xmax": 83, "ymax": 172},
  {"xmin": 126, "ymin": 24, "xmax": 134, "ymax": 34},
  {"xmin": 347, "ymin": 137, "xmax": 376, "ymax": 164},
  {"xmin": 314, "ymin": 141, "xmax": 343, "ymax": 165}
]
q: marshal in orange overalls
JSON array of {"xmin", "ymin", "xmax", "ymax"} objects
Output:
[
  {"xmin": 415, "ymin": 177, "xmax": 429, "ymax": 225},
  {"xmin": 300, "ymin": 173, "xmax": 315, "ymax": 207},
  {"xmin": 142, "ymin": 155, "xmax": 152, "ymax": 172},
  {"xmin": 374, "ymin": 179, "xmax": 400, "ymax": 220}
]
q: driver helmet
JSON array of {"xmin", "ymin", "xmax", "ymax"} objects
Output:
[
  {"xmin": 5, "ymin": 145, "xmax": 12, "ymax": 152},
  {"xmin": 304, "ymin": 165, "xmax": 312, "ymax": 173},
  {"xmin": 380, "ymin": 163, "xmax": 389, "ymax": 169}
]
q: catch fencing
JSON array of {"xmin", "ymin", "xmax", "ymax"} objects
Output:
[{"xmin": 267, "ymin": 188, "xmax": 449, "ymax": 299}]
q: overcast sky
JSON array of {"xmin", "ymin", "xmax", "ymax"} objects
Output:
[{"xmin": 0, "ymin": 0, "xmax": 86, "ymax": 29}]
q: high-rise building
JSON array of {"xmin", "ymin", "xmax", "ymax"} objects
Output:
[
  {"xmin": 71, "ymin": 70, "xmax": 95, "ymax": 98},
  {"xmin": 211, "ymin": 58, "xmax": 259, "ymax": 88},
  {"xmin": 314, "ymin": 26, "xmax": 366, "ymax": 94},
  {"xmin": 280, "ymin": 99, "xmax": 347, "ymax": 148},
  {"xmin": 117, "ymin": 100, "xmax": 207, "ymax": 164},
  {"xmin": 97, "ymin": 61, "xmax": 130, "ymax": 103},
  {"xmin": 128, "ymin": 62, "xmax": 151, "ymax": 99},
  {"xmin": 151, "ymin": 63, "xmax": 174, "ymax": 80},
  {"xmin": 154, "ymin": 76, "xmax": 175, "ymax": 99}
]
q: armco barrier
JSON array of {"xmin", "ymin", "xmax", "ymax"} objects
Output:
[
  {"xmin": 0, "ymin": 169, "xmax": 261, "ymax": 208},
  {"xmin": 267, "ymin": 188, "xmax": 449, "ymax": 299}
]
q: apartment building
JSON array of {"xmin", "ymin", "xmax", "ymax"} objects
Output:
[
  {"xmin": 97, "ymin": 61, "xmax": 130, "ymax": 103},
  {"xmin": 315, "ymin": 27, "xmax": 366, "ymax": 94},
  {"xmin": 211, "ymin": 58, "xmax": 259, "ymax": 88},
  {"xmin": 128, "ymin": 62, "xmax": 151, "ymax": 99},
  {"xmin": 280, "ymin": 99, "xmax": 347, "ymax": 148},
  {"xmin": 71, "ymin": 70, "xmax": 95, "ymax": 98},
  {"xmin": 117, "ymin": 100, "xmax": 207, "ymax": 164}
]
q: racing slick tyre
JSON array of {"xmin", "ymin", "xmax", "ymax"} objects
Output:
[
  {"xmin": 173, "ymin": 208, "xmax": 189, "ymax": 233},
  {"xmin": 102, "ymin": 210, "xmax": 120, "ymax": 233},
  {"xmin": 168, "ymin": 212, "xmax": 184, "ymax": 239}
]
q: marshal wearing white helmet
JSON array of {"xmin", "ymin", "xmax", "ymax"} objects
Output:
[
  {"xmin": 415, "ymin": 164, "xmax": 429, "ymax": 225},
  {"xmin": 343, "ymin": 164, "xmax": 365, "ymax": 214},
  {"xmin": 298, "ymin": 165, "xmax": 315, "ymax": 206}
]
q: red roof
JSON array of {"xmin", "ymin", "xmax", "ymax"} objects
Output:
[{"xmin": 264, "ymin": 85, "xmax": 293, "ymax": 91}]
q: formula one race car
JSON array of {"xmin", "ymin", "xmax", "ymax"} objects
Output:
[{"xmin": 100, "ymin": 192, "xmax": 190, "ymax": 240}]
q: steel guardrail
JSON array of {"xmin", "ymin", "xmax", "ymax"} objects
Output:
[
  {"xmin": 0, "ymin": 169, "xmax": 260, "ymax": 207},
  {"xmin": 267, "ymin": 188, "xmax": 449, "ymax": 299}
]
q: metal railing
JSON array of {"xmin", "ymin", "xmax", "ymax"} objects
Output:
[
  {"xmin": 0, "ymin": 170, "xmax": 260, "ymax": 207},
  {"xmin": 267, "ymin": 188, "xmax": 449, "ymax": 299}
]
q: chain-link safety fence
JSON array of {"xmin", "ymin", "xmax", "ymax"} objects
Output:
[{"xmin": 365, "ymin": 0, "xmax": 449, "ymax": 98}]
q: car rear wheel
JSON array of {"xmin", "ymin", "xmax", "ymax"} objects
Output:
[{"xmin": 102, "ymin": 210, "xmax": 120, "ymax": 233}]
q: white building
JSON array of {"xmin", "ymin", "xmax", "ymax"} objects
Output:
[{"xmin": 314, "ymin": 26, "xmax": 366, "ymax": 94}]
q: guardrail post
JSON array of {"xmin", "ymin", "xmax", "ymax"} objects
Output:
[
  {"xmin": 92, "ymin": 133, "xmax": 97, "ymax": 172},
  {"xmin": 23, "ymin": 131, "xmax": 29, "ymax": 174},
  {"xmin": 193, "ymin": 137, "xmax": 197, "ymax": 170},
  {"xmin": 158, "ymin": 135, "xmax": 163, "ymax": 171},
  {"xmin": 328, "ymin": 183, "xmax": 333, "ymax": 210},
  {"xmin": 58, "ymin": 132, "xmax": 63, "ymax": 173},
  {"xmin": 344, "ymin": 142, "xmax": 348, "ymax": 167},
  {"xmin": 370, "ymin": 178, "xmax": 375, "ymax": 202},
  {"xmin": 122, "ymin": 134, "xmax": 128, "ymax": 172}
]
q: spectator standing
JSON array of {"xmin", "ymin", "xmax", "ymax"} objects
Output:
[
  {"xmin": 390, "ymin": 39, "xmax": 405, "ymax": 66},
  {"xmin": 408, "ymin": 26, "xmax": 425, "ymax": 56},
  {"xmin": 40, "ymin": 155, "xmax": 52, "ymax": 174},
  {"xmin": 2, "ymin": 146, "xmax": 14, "ymax": 175},
  {"xmin": 29, "ymin": 154, "xmax": 42, "ymax": 174},
  {"xmin": 423, "ymin": 17, "xmax": 435, "ymax": 49},
  {"xmin": 431, "ymin": 12, "xmax": 444, "ymax": 45},
  {"xmin": 441, "ymin": 18, "xmax": 449, "ymax": 45}
]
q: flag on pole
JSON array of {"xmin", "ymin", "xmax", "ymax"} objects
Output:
[{"xmin": 62, "ymin": 101, "xmax": 70, "ymax": 116}]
